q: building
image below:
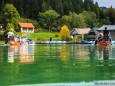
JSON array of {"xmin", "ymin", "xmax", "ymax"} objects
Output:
[
  {"xmin": 71, "ymin": 28, "xmax": 91, "ymax": 36},
  {"xmin": 87, "ymin": 28, "xmax": 99, "ymax": 41},
  {"xmin": 71, "ymin": 28, "xmax": 91, "ymax": 41},
  {"xmin": 98, "ymin": 25, "xmax": 115, "ymax": 41},
  {"xmin": 18, "ymin": 22, "xmax": 35, "ymax": 32}
]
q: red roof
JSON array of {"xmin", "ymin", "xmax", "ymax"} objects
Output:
[{"xmin": 18, "ymin": 22, "xmax": 35, "ymax": 28}]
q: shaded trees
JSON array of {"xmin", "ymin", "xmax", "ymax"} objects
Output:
[
  {"xmin": 6, "ymin": 23, "xmax": 14, "ymax": 32},
  {"xmin": 70, "ymin": 12, "xmax": 86, "ymax": 28},
  {"xmin": 59, "ymin": 15, "xmax": 72, "ymax": 29},
  {"xmin": 104, "ymin": 6, "xmax": 115, "ymax": 25},
  {"xmin": 38, "ymin": 10, "xmax": 60, "ymax": 32},
  {"xmin": 84, "ymin": 0, "xmax": 94, "ymax": 11},
  {"xmin": 0, "ymin": 0, "xmax": 101, "ymax": 19},
  {"xmin": 0, "ymin": 0, "xmax": 114, "ymax": 31},
  {"xmin": 80, "ymin": 11, "xmax": 97, "ymax": 28},
  {"xmin": 1, "ymin": 3, "xmax": 20, "ymax": 31}
]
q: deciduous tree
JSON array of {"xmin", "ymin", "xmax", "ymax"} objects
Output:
[
  {"xmin": 60, "ymin": 15, "xmax": 72, "ymax": 28},
  {"xmin": 104, "ymin": 6, "xmax": 115, "ymax": 25},
  {"xmin": 80, "ymin": 11, "xmax": 97, "ymax": 28},
  {"xmin": 69, "ymin": 12, "xmax": 86, "ymax": 28},
  {"xmin": 60, "ymin": 25, "xmax": 70, "ymax": 41},
  {"xmin": 38, "ymin": 10, "xmax": 60, "ymax": 32},
  {"xmin": 1, "ymin": 3, "xmax": 20, "ymax": 30},
  {"xmin": 6, "ymin": 23, "xmax": 15, "ymax": 32}
]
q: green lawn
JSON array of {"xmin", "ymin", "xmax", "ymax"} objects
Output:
[{"xmin": 16, "ymin": 32, "xmax": 60, "ymax": 41}]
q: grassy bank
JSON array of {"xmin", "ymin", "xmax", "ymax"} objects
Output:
[{"xmin": 16, "ymin": 32, "xmax": 60, "ymax": 42}]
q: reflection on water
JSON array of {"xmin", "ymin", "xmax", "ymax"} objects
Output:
[
  {"xmin": 96, "ymin": 45, "xmax": 110, "ymax": 60},
  {"xmin": 96, "ymin": 45, "xmax": 115, "ymax": 61},
  {"xmin": 0, "ymin": 44, "xmax": 115, "ymax": 86},
  {"xmin": 96, "ymin": 45, "xmax": 113, "ymax": 67},
  {"xmin": 8, "ymin": 45, "xmax": 34, "ymax": 63}
]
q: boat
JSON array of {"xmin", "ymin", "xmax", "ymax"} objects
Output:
[
  {"xmin": 97, "ymin": 41, "xmax": 111, "ymax": 45},
  {"xmin": 9, "ymin": 36, "xmax": 30, "ymax": 46},
  {"xmin": 10, "ymin": 41, "xmax": 25, "ymax": 45},
  {"xmin": 96, "ymin": 27, "xmax": 112, "ymax": 46}
]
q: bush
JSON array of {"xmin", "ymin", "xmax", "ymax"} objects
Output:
[
  {"xmin": 76, "ymin": 35, "xmax": 82, "ymax": 42},
  {"xmin": 55, "ymin": 34, "xmax": 59, "ymax": 37}
]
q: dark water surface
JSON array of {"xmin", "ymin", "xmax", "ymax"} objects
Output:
[{"xmin": 0, "ymin": 44, "xmax": 115, "ymax": 86}]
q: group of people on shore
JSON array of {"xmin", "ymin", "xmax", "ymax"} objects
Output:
[{"xmin": 95, "ymin": 27, "xmax": 112, "ymax": 45}]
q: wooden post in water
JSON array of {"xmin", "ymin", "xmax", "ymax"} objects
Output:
[{"xmin": 82, "ymin": 34, "xmax": 84, "ymax": 41}]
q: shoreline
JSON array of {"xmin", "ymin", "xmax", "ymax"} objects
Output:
[{"xmin": 0, "ymin": 40, "xmax": 94, "ymax": 45}]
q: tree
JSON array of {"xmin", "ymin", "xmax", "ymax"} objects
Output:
[
  {"xmin": 104, "ymin": 6, "xmax": 115, "ymax": 25},
  {"xmin": 99, "ymin": 18, "xmax": 111, "ymax": 26},
  {"xmin": 15, "ymin": 0, "xmax": 24, "ymax": 18},
  {"xmin": 80, "ymin": 11, "xmax": 97, "ymax": 28},
  {"xmin": 94, "ymin": 2, "xmax": 100, "ymax": 18},
  {"xmin": 0, "ymin": 0, "xmax": 5, "ymax": 12},
  {"xmin": 69, "ymin": 12, "xmax": 86, "ymax": 28},
  {"xmin": 30, "ymin": 0, "xmax": 39, "ymax": 19},
  {"xmin": 60, "ymin": 25, "xmax": 70, "ymax": 41},
  {"xmin": 38, "ymin": 10, "xmax": 60, "ymax": 32},
  {"xmin": 60, "ymin": 15, "xmax": 72, "ymax": 28},
  {"xmin": 6, "ymin": 23, "xmax": 15, "ymax": 32},
  {"xmin": 1, "ymin": 3, "xmax": 20, "ymax": 30},
  {"xmin": 84, "ymin": 0, "xmax": 94, "ymax": 11},
  {"xmin": 42, "ymin": 0, "xmax": 49, "ymax": 12},
  {"xmin": 72, "ymin": 0, "xmax": 83, "ymax": 13},
  {"xmin": 55, "ymin": 0, "xmax": 64, "ymax": 16}
]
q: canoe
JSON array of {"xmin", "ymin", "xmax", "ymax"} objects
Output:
[
  {"xmin": 10, "ymin": 41, "xmax": 25, "ymax": 45},
  {"xmin": 97, "ymin": 41, "xmax": 111, "ymax": 45}
]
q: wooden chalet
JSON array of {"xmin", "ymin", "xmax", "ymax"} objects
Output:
[
  {"xmin": 71, "ymin": 28, "xmax": 91, "ymax": 41},
  {"xmin": 18, "ymin": 22, "xmax": 35, "ymax": 33}
]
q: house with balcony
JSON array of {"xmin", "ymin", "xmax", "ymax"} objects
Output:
[{"xmin": 18, "ymin": 22, "xmax": 35, "ymax": 33}]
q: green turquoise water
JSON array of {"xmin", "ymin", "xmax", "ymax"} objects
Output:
[{"xmin": 0, "ymin": 44, "xmax": 115, "ymax": 86}]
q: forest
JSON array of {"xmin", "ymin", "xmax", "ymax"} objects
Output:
[{"xmin": 0, "ymin": 0, "xmax": 115, "ymax": 32}]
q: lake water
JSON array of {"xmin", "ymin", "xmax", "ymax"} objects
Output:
[{"xmin": 0, "ymin": 44, "xmax": 115, "ymax": 86}]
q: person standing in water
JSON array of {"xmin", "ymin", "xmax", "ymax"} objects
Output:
[
  {"xmin": 103, "ymin": 27, "xmax": 109, "ymax": 41},
  {"xmin": 103, "ymin": 27, "xmax": 112, "ymax": 43}
]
